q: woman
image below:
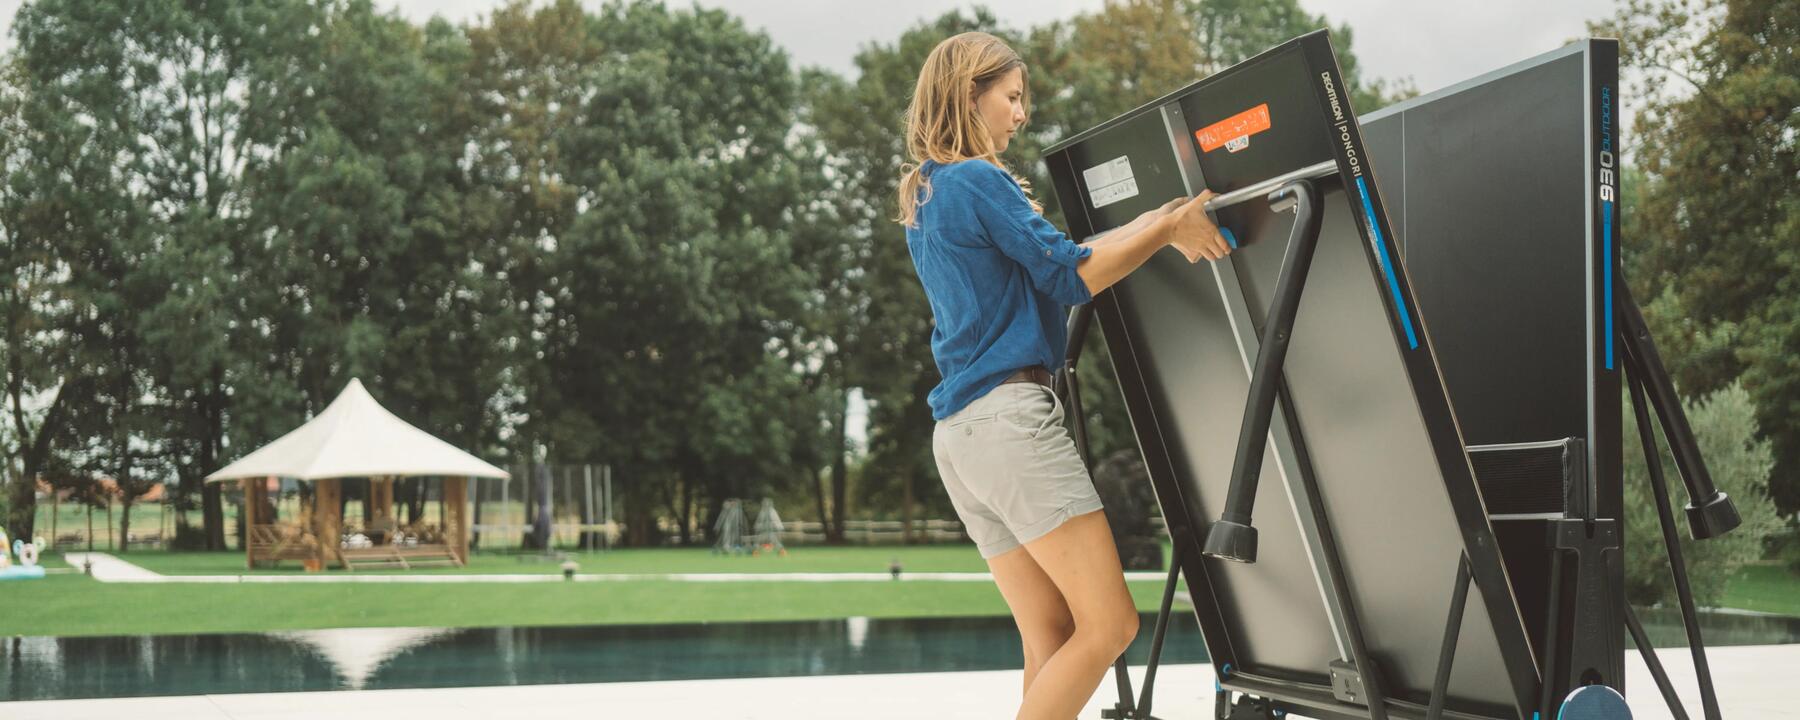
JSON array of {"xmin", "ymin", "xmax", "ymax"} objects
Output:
[{"xmin": 900, "ymin": 31, "xmax": 1230, "ymax": 720}]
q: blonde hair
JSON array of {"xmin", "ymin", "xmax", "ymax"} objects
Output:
[{"xmin": 896, "ymin": 32, "xmax": 1040, "ymax": 227}]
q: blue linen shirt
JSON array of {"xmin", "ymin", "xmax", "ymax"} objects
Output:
[{"xmin": 905, "ymin": 158, "xmax": 1095, "ymax": 421}]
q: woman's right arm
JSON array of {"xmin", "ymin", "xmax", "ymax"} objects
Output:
[
  {"xmin": 1087, "ymin": 197, "xmax": 1185, "ymax": 248},
  {"xmin": 955, "ymin": 161, "xmax": 1228, "ymax": 304}
]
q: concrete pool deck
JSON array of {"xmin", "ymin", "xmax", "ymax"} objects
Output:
[
  {"xmin": 59, "ymin": 551, "xmax": 1173, "ymax": 584},
  {"xmin": 5, "ymin": 644, "xmax": 1794, "ymax": 719}
]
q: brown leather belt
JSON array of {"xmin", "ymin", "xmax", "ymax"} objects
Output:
[{"xmin": 1003, "ymin": 366, "xmax": 1054, "ymax": 388}]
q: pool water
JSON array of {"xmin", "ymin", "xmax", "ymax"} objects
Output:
[{"xmin": 2, "ymin": 607, "xmax": 1794, "ymax": 702}]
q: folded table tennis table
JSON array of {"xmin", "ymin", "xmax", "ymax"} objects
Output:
[{"xmin": 1041, "ymin": 31, "xmax": 1738, "ymax": 720}]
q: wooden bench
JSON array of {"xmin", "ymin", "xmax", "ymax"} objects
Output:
[
  {"xmin": 340, "ymin": 543, "xmax": 460, "ymax": 571},
  {"xmin": 247, "ymin": 524, "xmax": 320, "ymax": 568}
]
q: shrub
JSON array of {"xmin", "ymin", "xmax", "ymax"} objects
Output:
[{"xmin": 1622, "ymin": 381, "xmax": 1783, "ymax": 607}]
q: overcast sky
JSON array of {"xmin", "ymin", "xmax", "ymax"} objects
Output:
[
  {"xmin": 387, "ymin": 0, "xmax": 1622, "ymax": 96},
  {"xmin": 0, "ymin": 0, "xmax": 1621, "ymax": 95}
]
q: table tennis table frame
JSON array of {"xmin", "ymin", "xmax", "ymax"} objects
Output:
[{"xmin": 1047, "ymin": 32, "xmax": 1739, "ymax": 720}]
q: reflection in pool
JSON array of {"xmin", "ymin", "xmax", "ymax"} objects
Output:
[{"xmin": 3, "ymin": 607, "xmax": 1795, "ymax": 702}]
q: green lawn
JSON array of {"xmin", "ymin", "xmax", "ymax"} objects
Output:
[
  {"xmin": 113, "ymin": 544, "xmax": 1009, "ymax": 576},
  {"xmin": 1719, "ymin": 563, "xmax": 1800, "ymax": 616},
  {"xmin": 8, "ymin": 546, "xmax": 1793, "ymax": 638},
  {"xmin": 2, "ymin": 547, "xmax": 1184, "ymax": 637}
]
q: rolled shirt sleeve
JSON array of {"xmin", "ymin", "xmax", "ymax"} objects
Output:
[{"xmin": 962, "ymin": 163, "xmax": 1095, "ymax": 306}]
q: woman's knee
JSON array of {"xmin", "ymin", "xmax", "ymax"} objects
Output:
[
  {"xmin": 1077, "ymin": 607, "xmax": 1139, "ymax": 657},
  {"xmin": 1118, "ymin": 609, "xmax": 1141, "ymax": 651},
  {"xmin": 1054, "ymin": 599, "xmax": 1139, "ymax": 659},
  {"xmin": 1106, "ymin": 608, "xmax": 1140, "ymax": 654},
  {"xmin": 1020, "ymin": 613, "xmax": 1075, "ymax": 659}
]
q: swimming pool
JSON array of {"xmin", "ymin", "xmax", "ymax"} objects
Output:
[{"xmin": 2, "ymin": 608, "xmax": 1794, "ymax": 702}]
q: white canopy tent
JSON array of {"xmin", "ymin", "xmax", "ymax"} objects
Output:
[
  {"xmin": 208, "ymin": 378, "xmax": 507, "ymax": 570},
  {"xmin": 207, "ymin": 378, "xmax": 508, "ymax": 483}
]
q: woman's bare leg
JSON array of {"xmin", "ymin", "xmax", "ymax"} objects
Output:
[
  {"xmin": 1015, "ymin": 509, "xmax": 1139, "ymax": 719},
  {"xmin": 988, "ymin": 545, "xmax": 1076, "ymax": 695}
]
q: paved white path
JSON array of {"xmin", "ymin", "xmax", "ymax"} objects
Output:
[
  {"xmin": 60, "ymin": 552, "xmax": 1172, "ymax": 584},
  {"xmin": 4, "ymin": 645, "xmax": 1794, "ymax": 719}
]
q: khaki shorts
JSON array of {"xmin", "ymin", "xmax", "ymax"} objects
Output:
[{"xmin": 932, "ymin": 381, "xmax": 1106, "ymax": 559}]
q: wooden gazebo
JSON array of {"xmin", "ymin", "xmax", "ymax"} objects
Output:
[{"xmin": 207, "ymin": 379, "xmax": 509, "ymax": 571}]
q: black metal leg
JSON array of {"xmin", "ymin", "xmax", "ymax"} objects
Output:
[
  {"xmin": 1101, "ymin": 542, "xmax": 1183, "ymax": 720},
  {"xmin": 1623, "ymin": 602, "xmax": 1692, "ymax": 720},
  {"xmin": 1059, "ymin": 303, "xmax": 1094, "ymax": 399},
  {"xmin": 1204, "ymin": 179, "xmax": 1324, "ymax": 564},
  {"xmin": 1617, "ymin": 282, "xmax": 1739, "ymax": 539},
  {"xmin": 1537, "ymin": 550, "xmax": 1566, "ymax": 719},
  {"xmin": 1132, "ymin": 543, "xmax": 1184, "ymax": 718},
  {"xmin": 1214, "ymin": 691, "xmax": 1281, "ymax": 720},
  {"xmin": 1068, "ymin": 362, "xmax": 1091, "ymax": 463},
  {"xmin": 1625, "ymin": 368, "xmax": 1723, "ymax": 720},
  {"xmin": 1064, "ymin": 302, "xmax": 1165, "ymax": 720},
  {"xmin": 1107, "ymin": 654, "xmax": 1139, "ymax": 719},
  {"xmin": 1548, "ymin": 517, "xmax": 1621, "ymax": 697},
  {"xmin": 1063, "ymin": 305, "xmax": 1095, "ymax": 463},
  {"xmin": 1426, "ymin": 555, "xmax": 1473, "ymax": 720}
]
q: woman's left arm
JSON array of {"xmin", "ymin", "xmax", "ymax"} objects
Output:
[{"xmin": 1084, "ymin": 197, "xmax": 1186, "ymax": 249}]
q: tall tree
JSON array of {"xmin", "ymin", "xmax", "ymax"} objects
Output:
[
  {"xmin": 788, "ymin": 69, "xmax": 862, "ymax": 540},
  {"xmin": 1594, "ymin": 0, "xmax": 1800, "ymax": 513},
  {"xmin": 12, "ymin": 0, "xmax": 524, "ymax": 547},
  {"xmin": 0, "ymin": 57, "xmax": 85, "ymax": 542},
  {"xmin": 10, "ymin": 0, "xmax": 332, "ymax": 548},
  {"xmin": 461, "ymin": 0, "xmax": 826, "ymax": 544},
  {"xmin": 242, "ymin": 1, "xmax": 511, "ymax": 447},
  {"xmin": 7, "ymin": 1, "xmax": 196, "ymax": 542}
]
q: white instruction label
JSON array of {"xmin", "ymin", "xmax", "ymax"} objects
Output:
[{"xmin": 1082, "ymin": 156, "xmax": 1139, "ymax": 209}]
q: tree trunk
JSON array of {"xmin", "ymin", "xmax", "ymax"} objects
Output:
[
  {"xmin": 625, "ymin": 480, "xmax": 658, "ymax": 548},
  {"xmin": 528, "ymin": 462, "xmax": 552, "ymax": 550},
  {"xmin": 520, "ymin": 473, "xmax": 534, "ymax": 546},
  {"xmin": 578, "ymin": 466, "xmax": 594, "ymax": 550},
  {"xmin": 6, "ymin": 377, "xmax": 80, "ymax": 542},
  {"xmin": 801, "ymin": 381, "xmax": 831, "ymax": 536},
  {"xmin": 902, "ymin": 372, "xmax": 937, "ymax": 547},
  {"xmin": 675, "ymin": 474, "xmax": 692, "ymax": 546},
  {"xmin": 4, "ymin": 471, "xmax": 35, "ymax": 543},
  {"xmin": 902, "ymin": 467, "xmax": 914, "ymax": 545},
  {"xmin": 809, "ymin": 465, "xmax": 829, "ymax": 544},
  {"xmin": 655, "ymin": 469, "xmax": 675, "ymax": 546},
  {"xmin": 203, "ymin": 483, "xmax": 226, "ymax": 550},
  {"xmin": 406, "ymin": 478, "xmax": 426, "ymax": 524},
  {"xmin": 201, "ymin": 371, "xmax": 227, "ymax": 550},
  {"xmin": 4, "ymin": 358, "xmax": 38, "ymax": 541},
  {"xmin": 829, "ymin": 387, "xmax": 849, "ymax": 544},
  {"xmin": 171, "ymin": 467, "xmax": 197, "ymax": 546},
  {"xmin": 118, "ymin": 499, "xmax": 133, "ymax": 555}
]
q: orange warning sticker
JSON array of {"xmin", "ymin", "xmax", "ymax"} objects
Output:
[{"xmin": 1194, "ymin": 103, "xmax": 1272, "ymax": 153}]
